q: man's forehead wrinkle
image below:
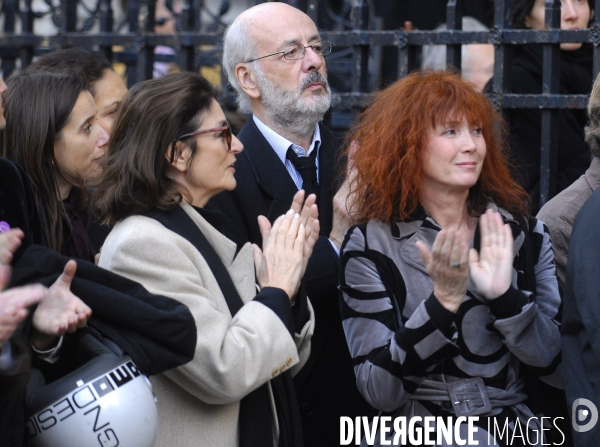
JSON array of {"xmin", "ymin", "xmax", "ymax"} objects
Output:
[
  {"xmin": 281, "ymin": 32, "xmax": 321, "ymax": 48},
  {"xmin": 253, "ymin": 28, "xmax": 321, "ymax": 55}
]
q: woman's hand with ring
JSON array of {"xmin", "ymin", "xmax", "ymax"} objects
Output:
[{"xmin": 416, "ymin": 228, "xmax": 469, "ymax": 313}]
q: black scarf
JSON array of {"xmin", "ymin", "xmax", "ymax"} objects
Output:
[{"xmin": 143, "ymin": 205, "xmax": 303, "ymax": 447}]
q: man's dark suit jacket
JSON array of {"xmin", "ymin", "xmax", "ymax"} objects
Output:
[{"xmin": 207, "ymin": 116, "xmax": 372, "ymax": 447}]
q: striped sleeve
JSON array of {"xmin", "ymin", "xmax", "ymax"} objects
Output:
[
  {"xmin": 339, "ymin": 225, "xmax": 459, "ymax": 412},
  {"xmin": 491, "ymin": 217, "xmax": 562, "ymax": 383}
]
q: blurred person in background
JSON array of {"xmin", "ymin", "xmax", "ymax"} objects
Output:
[
  {"xmin": 537, "ymin": 71, "xmax": 600, "ymax": 291},
  {"xmin": 26, "ymin": 48, "xmax": 127, "ymax": 136},
  {"xmin": 493, "ymin": 0, "xmax": 594, "ymax": 213},
  {"xmin": 421, "ymin": 16, "xmax": 494, "ymax": 92}
]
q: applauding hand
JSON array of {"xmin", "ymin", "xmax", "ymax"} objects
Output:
[
  {"xmin": 416, "ymin": 228, "xmax": 469, "ymax": 313},
  {"xmin": 289, "ymin": 190, "xmax": 320, "ymax": 277},
  {"xmin": 254, "ymin": 209, "xmax": 306, "ymax": 301},
  {"xmin": 468, "ymin": 209, "xmax": 513, "ymax": 300}
]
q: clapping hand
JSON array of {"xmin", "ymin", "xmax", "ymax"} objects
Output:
[
  {"xmin": 416, "ymin": 228, "xmax": 469, "ymax": 313},
  {"xmin": 30, "ymin": 260, "xmax": 92, "ymax": 350},
  {"xmin": 288, "ymin": 190, "xmax": 320, "ymax": 277},
  {"xmin": 254, "ymin": 210, "xmax": 306, "ymax": 301},
  {"xmin": 468, "ymin": 209, "xmax": 513, "ymax": 300}
]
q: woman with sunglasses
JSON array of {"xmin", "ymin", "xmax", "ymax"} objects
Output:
[{"xmin": 93, "ymin": 71, "xmax": 317, "ymax": 447}]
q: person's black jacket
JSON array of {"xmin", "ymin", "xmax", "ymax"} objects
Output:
[
  {"xmin": 1, "ymin": 244, "xmax": 197, "ymax": 446},
  {"xmin": 0, "ymin": 156, "xmax": 109, "ymax": 264},
  {"xmin": 563, "ymin": 186, "xmax": 600, "ymax": 446},
  {"xmin": 0, "ymin": 157, "xmax": 40, "ymax": 446},
  {"xmin": 492, "ymin": 44, "xmax": 592, "ymax": 213},
  {"xmin": 0, "ymin": 157, "xmax": 42, "ymax": 265},
  {"xmin": 0, "ymin": 334, "xmax": 32, "ymax": 447},
  {"xmin": 207, "ymin": 117, "xmax": 374, "ymax": 447},
  {"xmin": 10, "ymin": 244, "xmax": 197, "ymax": 377}
]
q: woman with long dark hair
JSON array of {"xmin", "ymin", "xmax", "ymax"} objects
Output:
[
  {"xmin": 340, "ymin": 71, "xmax": 562, "ymax": 446},
  {"xmin": 94, "ymin": 71, "xmax": 316, "ymax": 447},
  {"xmin": 1, "ymin": 72, "xmax": 109, "ymax": 262}
]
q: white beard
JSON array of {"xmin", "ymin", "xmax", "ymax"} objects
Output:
[{"xmin": 255, "ymin": 68, "xmax": 332, "ymax": 140}]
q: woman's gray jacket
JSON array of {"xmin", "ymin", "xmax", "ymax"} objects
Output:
[{"xmin": 339, "ymin": 204, "xmax": 562, "ymax": 444}]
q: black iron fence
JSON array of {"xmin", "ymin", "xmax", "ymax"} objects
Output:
[{"xmin": 0, "ymin": 0, "xmax": 598, "ymax": 207}]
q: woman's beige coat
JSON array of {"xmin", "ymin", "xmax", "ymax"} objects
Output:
[{"xmin": 99, "ymin": 202, "xmax": 314, "ymax": 447}]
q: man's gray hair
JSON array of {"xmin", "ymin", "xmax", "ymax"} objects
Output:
[
  {"xmin": 586, "ymin": 73, "xmax": 600, "ymax": 158},
  {"xmin": 223, "ymin": 19, "xmax": 257, "ymax": 114}
]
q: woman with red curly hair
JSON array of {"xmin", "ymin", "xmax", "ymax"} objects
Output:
[{"xmin": 339, "ymin": 71, "xmax": 562, "ymax": 445}]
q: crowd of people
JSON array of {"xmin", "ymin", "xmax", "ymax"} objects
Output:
[{"xmin": 1, "ymin": 0, "xmax": 600, "ymax": 446}]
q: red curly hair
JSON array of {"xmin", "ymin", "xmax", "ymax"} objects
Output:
[{"xmin": 347, "ymin": 70, "xmax": 529, "ymax": 223}]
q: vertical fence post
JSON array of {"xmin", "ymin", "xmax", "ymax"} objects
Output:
[
  {"xmin": 60, "ymin": 0, "xmax": 78, "ymax": 32},
  {"xmin": 445, "ymin": 0, "xmax": 462, "ymax": 72},
  {"xmin": 126, "ymin": 0, "xmax": 141, "ymax": 85},
  {"xmin": 491, "ymin": 0, "xmax": 511, "ymax": 111},
  {"xmin": 351, "ymin": 0, "xmax": 369, "ymax": 93},
  {"xmin": 539, "ymin": 0, "xmax": 560, "ymax": 207},
  {"xmin": 2, "ymin": 0, "xmax": 18, "ymax": 76},
  {"xmin": 178, "ymin": 0, "xmax": 200, "ymax": 73},
  {"xmin": 137, "ymin": 0, "xmax": 157, "ymax": 82},
  {"xmin": 592, "ymin": 0, "xmax": 600, "ymax": 79},
  {"xmin": 397, "ymin": 22, "xmax": 417, "ymax": 79},
  {"xmin": 19, "ymin": 0, "xmax": 34, "ymax": 69},
  {"xmin": 99, "ymin": 0, "xmax": 114, "ymax": 61}
]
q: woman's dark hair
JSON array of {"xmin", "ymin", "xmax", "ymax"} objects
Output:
[
  {"xmin": 1, "ymin": 71, "xmax": 87, "ymax": 252},
  {"xmin": 93, "ymin": 72, "xmax": 216, "ymax": 225},
  {"xmin": 346, "ymin": 70, "xmax": 529, "ymax": 224},
  {"xmin": 26, "ymin": 48, "xmax": 113, "ymax": 97},
  {"xmin": 512, "ymin": 0, "xmax": 594, "ymax": 29}
]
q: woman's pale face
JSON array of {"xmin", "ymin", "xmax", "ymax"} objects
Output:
[
  {"xmin": 421, "ymin": 117, "xmax": 487, "ymax": 195},
  {"xmin": 525, "ymin": 0, "xmax": 590, "ymax": 50},
  {"xmin": 93, "ymin": 69, "xmax": 128, "ymax": 134},
  {"xmin": 54, "ymin": 91, "xmax": 109, "ymax": 198},
  {"xmin": 183, "ymin": 99, "xmax": 243, "ymax": 207}
]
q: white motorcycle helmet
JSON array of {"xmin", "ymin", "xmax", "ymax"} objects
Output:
[{"xmin": 24, "ymin": 329, "xmax": 158, "ymax": 447}]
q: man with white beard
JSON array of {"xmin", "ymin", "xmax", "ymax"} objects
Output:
[{"xmin": 207, "ymin": 3, "xmax": 373, "ymax": 446}]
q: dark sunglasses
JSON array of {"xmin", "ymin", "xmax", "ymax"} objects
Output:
[{"xmin": 170, "ymin": 123, "xmax": 233, "ymax": 163}]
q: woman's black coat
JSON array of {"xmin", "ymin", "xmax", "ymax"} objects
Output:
[{"xmin": 499, "ymin": 44, "xmax": 593, "ymax": 212}]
